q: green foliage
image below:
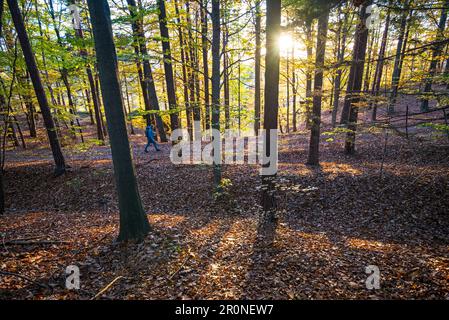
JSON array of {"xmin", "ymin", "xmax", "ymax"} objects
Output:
[
  {"xmin": 73, "ymin": 139, "xmax": 105, "ymax": 153},
  {"xmin": 419, "ymin": 122, "xmax": 449, "ymax": 133}
]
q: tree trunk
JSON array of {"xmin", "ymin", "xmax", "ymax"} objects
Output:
[
  {"xmin": 371, "ymin": 9, "xmax": 390, "ymax": 121},
  {"xmin": 254, "ymin": 0, "xmax": 261, "ymax": 135},
  {"xmin": 174, "ymin": 0, "xmax": 192, "ymax": 139},
  {"xmin": 307, "ymin": 8, "xmax": 329, "ymax": 166},
  {"xmin": 389, "ymin": 2, "xmax": 409, "ymax": 113},
  {"xmin": 48, "ymin": 0, "xmax": 82, "ymax": 141},
  {"xmin": 7, "ymin": 0, "xmax": 66, "ymax": 175},
  {"xmin": 185, "ymin": 2, "xmax": 201, "ymax": 139},
  {"xmin": 157, "ymin": 0, "xmax": 179, "ymax": 132},
  {"xmin": 123, "ymin": 73, "xmax": 135, "ymax": 135},
  {"xmin": 332, "ymin": 6, "xmax": 348, "ymax": 127},
  {"xmin": 126, "ymin": 0, "xmax": 167, "ymax": 142},
  {"xmin": 211, "ymin": 0, "xmax": 221, "ymax": 188},
  {"xmin": 344, "ymin": 1, "xmax": 372, "ymax": 154},
  {"xmin": 261, "ymin": 0, "xmax": 281, "ymax": 219},
  {"xmin": 69, "ymin": 0, "xmax": 105, "ymax": 141},
  {"xmin": 223, "ymin": 21, "xmax": 230, "ymax": 130},
  {"xmin": 292, "ymin": 48, "xmax": 297, "ymax": 132},
  {"xmin": 286, "ymin": 46, "xmax": 290, "ymax": 133},
  {"xmin": 201, "ymin": 1, "xmax": 211, "ymax": 131},
  {"xmin": 305, "ymin": 21, "xmax": 313, "ymax": 129},
  {"xmin": 87, "ymin": 0, "xmax": 150, "ymax": 242},
  {"xmin": 420, "ymin": 0, "xmax": 449, "ymax": 112}
]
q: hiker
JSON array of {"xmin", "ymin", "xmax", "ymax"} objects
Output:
[{"xmin": 145, "ymin": 124, "xmax": 161, "ymax": 153}]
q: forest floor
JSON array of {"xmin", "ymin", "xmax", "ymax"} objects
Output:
[{"xmin": 1, "ymin": 106, "xmax": 449, "ymax": 300}]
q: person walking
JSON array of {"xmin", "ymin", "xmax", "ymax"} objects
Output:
[{"xmin": 145, "ymin": 124, "xmax": 161, "ymax": 152}]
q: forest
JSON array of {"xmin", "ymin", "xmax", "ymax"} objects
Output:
[{"xmin": 0, "ymin": 0, "xmax": 448, "ymax": 301}]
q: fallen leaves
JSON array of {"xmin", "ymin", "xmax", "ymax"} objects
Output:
[{"xmin": 1, "ymin": 127, "xmax": 448, "ymax": 300}]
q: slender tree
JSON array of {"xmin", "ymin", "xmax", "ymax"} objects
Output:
[
  {"xmin": 68, "ymin": 0, "xmax": 104, "ymax": 141},
  {"xmin": 371, "ymin": 8, "xmax": 390, "ymax": 121},
  {"xmin": 343, "ymin": 0, "xmax": 372, "ymax": 154},
  {"xmin": 157, "ymin": 0, "xmax": 179, "ymax": 131},
  {"xmin": 307, "ymin": 6, "xmax": 330, "ymax": 166},
  {"xmin": 87, "ymin": 0, "xmax": 150, "ymax": 241},
  {"xmin": 254, "ymin": 0, "xmax": 261, "ymax": 135},
  {"xmin": 7, "ymin": 0, "xmax": 66, "ymax": 175},
  {"xmin": 174, "ymin": 0, "xmax": 192, "ymax": 139},
  {"xmin": 389, "ymin": 1, "xmax": 410, "ymax": 113},
  {"xmin": 420, "ymin": 0, "xmax": 449, "ymax": 111},
  {"xmin": 261, "ymin": 0, "xmax": 281, "ymax": 219},
  {"xmin": 126, "ymin": 0, "xmax": 167, "ymax": 142},
  {"xmin": 211, "ymin": 0, "xmax": 221, "ymax": 188},
  {"xmin": 332, "ymin": 4, "xmax": 348, "ymax": 127},
  {"xmin": 201, "ymin": 0, "xmax": 211, "ymax": 131}
]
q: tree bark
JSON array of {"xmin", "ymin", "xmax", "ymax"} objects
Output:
[
  {"xmin": 174, "ymin": 0, "xmax": 192, "ymax": 139},
  {"xmin": 7, "ymin": 0, "xmax": 66, "ymax": 175},
  {"xmin": 371, "ymin": 9, "xmax": 390, "ymax": 121},
  {"xmin": 126, "ymin": 0, "xmax": 167, "ymax": 142},
  {"xmin": 332, "ymin": 6, "xmax": 348, "ymax": 127},
  {"xmin": 69, "ymin": 0, "xmax": 105, "ymax": 142},
  {"xmin": 307, "ymin": 8, "xmax": 329, "ymax": 166},
  {"xmin": 87, "ymin": 0, "xmax": 150, "ymax": 242},
  {"xmin": 305, "ymin": 21, "xmax": 313, "ymax": 129},
  {"xmin": 254, "ymin": 0, "xmax": 261, "ymax": 135},
  {"xmin": 211, "ymin": 0, "xmax": 221, "ymax": 187},
  {"xmin": 261, "ymin": 0, "xmax": 281, "ymax": 219},
  {"xmin": 344, "ymin": 1, "xmax": 372, "ymax": 154},
  {"xmin": 389, "ymin": 2, "xmax": 409, "ymax": 113},
  {"xmin": 201, "ymin": 0, "xmax": 211, "ymax": 131},
  {"xmin": 420, "ymin": 0, "xmax": 449, "ymax": 112},
  {"xmin": 157, "ymin": 0, "xmax": 179, "ymax": 132}
]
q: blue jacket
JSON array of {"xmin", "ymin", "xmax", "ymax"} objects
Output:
[{"xmin": 145, "ymin": 126, "xmax": 155, "ymax": 140}]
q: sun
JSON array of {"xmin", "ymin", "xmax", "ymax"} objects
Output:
[
  {"xmin": 279, "ymin": 33, "xmax": 294, "ymax": 55},
  {"xmin": 278, "ymin": 33, "xmax": 308, "ymax": 59}
]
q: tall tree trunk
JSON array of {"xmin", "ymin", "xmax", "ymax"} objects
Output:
[
  {"xmin": 332, "ymin": 6, "xmax": 348, "ymax": 127},
  {"xmin": 420, "ymin": 0, "xmax": 449, "ymax": 112},
  {"xmin": 344, "ymin": 1, "xmax": 372, "ymax": 154},
  {"xmin": 123, "ymin": 73, "xmax": 135, "ymax": 135},
  {"xmin": 292, "ymin": 44, "xmax": 297, "ymax": 132},
  {"xmin": 201, "ymin": 0, "xmax": 211, "ymax": 131},
  {"xmin": 307, "ymin": 8, "xmax": 329, "ymax": 166},
  {"xmin": 222, "ymin": 17, "xmax": 230, "ymax": 130},
  {"xmin": 157, "ymin": 0, "xmax": 179, "ymax": 132},
  {"xmin": 389, "ymin": 2, "xmax": 409, "ymax": 113},
  {"xmin": 174, "ymin": 0, "xmax": 192, "ymax": 139},
  {"xmin": 69, "ymin": 0, "xmax": 105, "ymax": 142},
  {"xmin": 185, "ymin": 2, "xmax": 201, "ymax": 139},
  {"xmin": 7, "ymin": 0, "xmax": 66, "ymax": 175},
  {"xmin": 211, "ymin": 0, "xmax": 221, "ymax": 187},
  {"xmin": 87, "ymin": 0, "xmax": 150, "ymax": 242},
  {"xmin": 261, "ymin": 0, "xmax": 281, "ymax": 219},
  {"xmin": 371, "ymin": 8, "xmax": 390, "ymax": 121},
  {"xmin": 254, "ymin": 0, "xmax": 261, "ymax": 135},
  {"xmin": 286, "ymin": 46, "xmax": 290, "ymax": 133},
  {"xmin": 47, "ymin": 0, "xmax": 82, "ymax": 141},
  {"xmin": 126, "ymin": 0, "xmax": 167, "ymax": 142},
  {"xmin": 305, "ymin": 21, "xmax": 313, "ymax": 129}
]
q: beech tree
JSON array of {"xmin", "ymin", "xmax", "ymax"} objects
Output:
[
  {"xmin": 126, "ymin": 0, "xmax": 167, "ymax": 142},
  {"xmin": 87, "ymin": 0, "xmax": 150, "ymax": 241},
  {"xmin": 420, "ymin": 0, "xmax": 449, "ymax": 111},
  {"xmin": 157, "ymin": 0, "xmax": 179, "ymax": 131},
  {"xmin": 342, "ymin": 0, "xmax": 372, "ymax": 154},
  {"xmin": 307, "ymin": 4, "xmax": 330, "ymax": 166},
  {"xmin": 261, "ymin": 0, "xmax": 281, "ymax": 219},
  {"xmin": 7, "ymin": 0, "xmax": 66, "ymax": 175}
]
